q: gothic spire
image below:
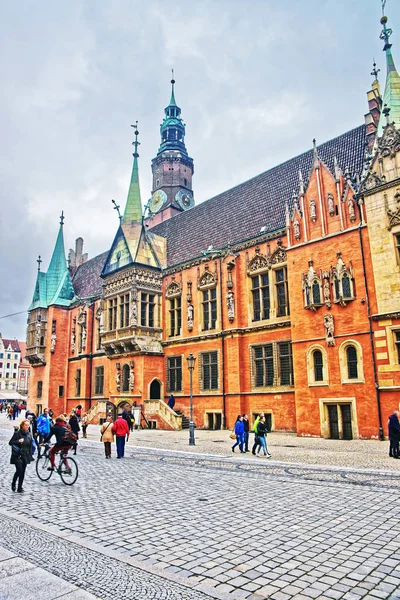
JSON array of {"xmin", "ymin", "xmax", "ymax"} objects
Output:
[
  {"xmin": 46, "ymin": 212, "xmax": 75, "ymax": 305},
  {"xmin": 158, "ymin": 72, "xmax": 188, "ymax": 156},
  {"xmin": 123, "ymin": 122, "xmax": 143, "ymax": 224},
  {"xmin": 377, "ymin": 11, "xmax": 400, "ymax": 136}
]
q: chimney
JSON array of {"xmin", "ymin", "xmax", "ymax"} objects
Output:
[{"xmin": 69, "ymin": 238, "xmax": 88, "ymax": 270}]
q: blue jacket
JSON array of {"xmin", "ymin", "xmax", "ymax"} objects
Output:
[
  {"xmin": 234, "ymin": 420, "xmax": 245, "ymax": 435},
  {"xmin": 36, "ymin": 414, "xmax": 51, "ymax": 435}
]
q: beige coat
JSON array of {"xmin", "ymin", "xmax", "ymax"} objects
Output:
[{"xmin": 100, "ymin": 421, "xmax": 114, "ymax": 443}]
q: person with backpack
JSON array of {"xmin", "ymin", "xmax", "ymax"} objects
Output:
[
  {"xmin": 42, "ymin": 415, "xmax": 76, "ymax": 471},
  {"xmin": 69, "ymin": 411, "xmax": 80, "ymax": 455},
  {"xmin": 36, "ymin": 408, "xmax": 51, "ymax": 443}
]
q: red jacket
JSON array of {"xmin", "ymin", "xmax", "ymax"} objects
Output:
[{"xmin": 112, "ymin": 418, "xmax": 130, "ymax": 437}]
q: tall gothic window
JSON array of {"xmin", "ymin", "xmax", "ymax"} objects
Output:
[
  {"xmin": 342, "ymin": 273, "xmax": 352, "ymax": 299},
  {"xmin": 141, "ymin": 293, "xmax": 155, "ymax": 327},
  {"xmin": 108, "ymin": 298, "xmax": 117, "ymax": 330},
  {"xmin": 313, "ymin": 350, "xmax": 323, "ymax": 382},
  {"xmin": 75, "ymin": 369, "xmax": 81, "ymax": 397},
  {"xmin": 254, "ymin": 344, "xmax": 274, "ymax": 387},
  {"xmin": 202, "ymin": 288, "xmax": 217, "ymax": 330},
  {"xmin": 169, "ymin": 297, "xmax": 182, "ymax": 337},
  {"xmin": 312, "ymin": 281, "xmax": 321, "ymax": 305},
  {"xmin": 346, "ymin": 346, "xmax": 358, "ymax": 379},
  {"xmin": 201, "ymin": 351, "xmax": 218, "ymax": 390},
  {"xmin": 94, "ymin": 366, "xmax": 104, "ymax": 395},
  {"xmin": 395, "ymin": 331, "xmax": 400, "ymax": 364},
  {"xmin": 122, "ymin": 364, "xmax": 130, "ymax": 392},
  {"xmin": 252, "ymin": 341, "xmax": 293, "ymax": 387},
  {"xmin": 275, "ymin": 268, "xmax": 289, "ymax": 317},
  {"xmin": 252, "ymin": 274, "xmax": 270, "ymax": 321},
  {"xmin": 167, "ymin": 356, "xmax": 182, "ymax": 392},
  {"xmin": 119, "ymin": 294, "xmax": 130, "ymax": 328}
]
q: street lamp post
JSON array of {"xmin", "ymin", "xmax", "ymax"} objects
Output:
[{"xmin": 186, "ymin": 353, "xmax": 196, "ymax": 446}]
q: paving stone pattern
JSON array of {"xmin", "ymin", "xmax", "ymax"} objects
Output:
[{"xmin": 1, "ymin": 430, "xmax": 400, "ymax": 600}]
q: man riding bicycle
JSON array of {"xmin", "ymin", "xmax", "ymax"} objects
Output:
[{"xmin": 42, "ymin": 415, "xmax": 76, "ymax": 471}]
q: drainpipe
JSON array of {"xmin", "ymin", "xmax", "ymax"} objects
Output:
[
  {"xmin": 358, "ymin": 221, "xmax": 384, "ymax": 440},
  {"xmin": 218, "ymin": 256, "xmax": 226, "ymax": 429}
]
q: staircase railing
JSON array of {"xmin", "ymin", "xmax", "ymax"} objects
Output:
[
  {"xmin": 143, "ymin": 399, "xmax": 183, "ymax": 430},
  {"xmin": 86, "ymin": 400, "xmax": 108, "ymax": 423}
]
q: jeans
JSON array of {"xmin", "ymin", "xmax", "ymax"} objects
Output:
[
  {"xmin": 104, "ymin": 441, "xmax": 111, "ymax": 457},
  {"xmin": 252, "ymin": 434, "xmax": 259, "ymax": 454},
  {"xmin": 232, "ymin": 433, "xmax": 244, "ymax": 452},
  {"xmin": 257, "ymin": 436, "xmax": 268, "ymax": 455},
  {"xmin": 116, "ymin": 436, "xmax": 126, "ymax": 458},
  {"xmin": 244, "ymin": 431, "xmax": 249, "ymax": 451},
  {"xmin": 12, "ymin": 460, "xmax": 27, "ymax": 491}
]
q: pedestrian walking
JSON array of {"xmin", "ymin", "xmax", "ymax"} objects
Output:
[
  {"xmin": 81, "ymin": 413, "xmax": 89, "ymax": 438},
  {"xmin": 69, "ymin": 411, "xmax": 80, "ymax": 455},
  {"xmin": 231, "ymin": 415, "xmax": 245, "ymax": 453},
  {"xmin": 36, "ymin": 408, "xmax": 51, "ymax": 444},
  {"xmin": 388, "ymin": 410, "xmax": 400, "ymax": 459},
  {"xmin": 243, "ymin": 414, "xmax": 250, "ymax": 452},
  {"xmin": 112, "ymin": 414, "xmax": 130, "ymax": 458},
  {"xmin": 100, "ymin": 416, "xmax": 115, "ymax": 458},
  {"xmin": 9, "ymin": 419, "xmax": 34, "ymax": 493},
  {"xmin": 256, "ymin": 416, "xmax": 271, "ymax": 458},
  {"xmin": 167, "ymin": 394, "xmax": 175, "ymax": 410},
  {"xmin": 251, "ymin": 412, "xmax": 264, "ymax": 455}
]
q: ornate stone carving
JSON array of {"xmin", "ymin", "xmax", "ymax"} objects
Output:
[
  {"xmin": 187, "ymin": 303, "xmax": 194, "ymax": 331},
  {"xmin": 96, "ymin": 307, "xmax": 104, "ymax": 334},
  {"xmin": 82, "ymin": 327, "xmax": 87, "ymax": 351},
  {"xmin": 50, "ymin": 333, "xmax": 56, "ymax": 353},
  {"xmin": 293, "ymin": 219, "xmax": 300, "ymax": 241},
  {"xmin": 166, "ymin": 281, "xmax": 181, "ymax": 298},
  {"xmin": 35, "ymin": 322, "xmax": 41, "ymax": 346},
  {"xmin": 324, "ymin": 314, "xmax": 335, "ymax": 346},
  {"xmin": 198, "ymin": 270, "xmax": 217, "ymax": 289},
  {"xmin": 348, "ymin": 199, "xmax": 356, "ymax": 223},
  {"xmin": 129, "ymin": 361, "xmax": 135, "ymax": 392},
  {"xmin": 323, "ymin": 278, "xmax": 331, "ymax": 309},
  {"xmin": 271, "ymin": 241, "xmax": 287, "ymax": 265},
  {"xmin": 115, "ymin": 365, "xmax": 121, "ymax": 392},
  {"xmin": 71, "ymin": 319, "xmax": 76, "ymax": 354},
  {"xmin": 226, "ymin": 291, "xmax": 235, "ymax": 322},
  {"xmin": 377, "ymin": 122, "xmax": 400, "ymax": 159},
  {"xmin": 385, "ymin": 189, "xmax": 400, "ymax": 230},
  {"xmin": 327, "ymin": 193, "xmax": 335, "ymax": 216},
  {"xmin": 247, "ymin": 254, "xmax": 270, "ymax": 273},
  {"xmin": 77, "ymin": 309, "xmax": 86, "ymax": 326},
  {"xmin": 309, "ymin": 198, "xmax": 317, "ymax": 222}
]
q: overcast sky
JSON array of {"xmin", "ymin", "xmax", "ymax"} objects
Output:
[{"xmin": 1, "ymin": 0, "xmax": 399, "ymax": 341}]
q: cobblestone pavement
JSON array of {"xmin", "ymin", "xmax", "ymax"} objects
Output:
[{"xmin": 1, "ymin": 423, "xmax": 400, "ymax": 600}]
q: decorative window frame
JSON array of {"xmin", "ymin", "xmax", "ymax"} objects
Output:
[
  {"xmin": 250, "ymin": 340, "xmax": 294, "ymax": 389},
  {"xmin": 318, "ymin": 397, "xmax": 359, "ymax": 439},
  {"xmin": 166, "ymin": 355, "xmax": 183, "ymax": 393},
  {"xmin": 338, "ymin": 340, "xmax": 365, "ymax": 384},
  {"xmin": 385, "ymin": 326, "xmax": 400, "ymax": 368},
  {"xmin": 199, "ymin": 350, "xmax": 219, "ymax": 393},
  {"xmin": 306, "ymin": 345, "xmax": 329, "ymax": 386},
  {"xmin": 391, "ymin": 224, "xmax": 400, "ymax": 268},
  {"xmin": 330, "ymin": 253, "xmax": 355, "ymax": 306}
]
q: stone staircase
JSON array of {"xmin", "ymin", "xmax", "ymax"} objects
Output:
[
  {"xmin": 86, "ymin": 400, "xmax": 108, "ymax": 423},
  {"xmin": 174, "ymin": 410, "xmax": 190, "ymax": 429},
  {"xmin": 143, "ymin": 399, "xmax": 183, "ymax": 430}
]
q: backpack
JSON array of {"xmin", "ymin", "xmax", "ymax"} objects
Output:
[
  {"xmin": 37, "ymin": 415, "xmax": 50, "ymax": 434},
  {"xmin": 63, "ymin": 429, "xmax": 77, "ymax": 445}
]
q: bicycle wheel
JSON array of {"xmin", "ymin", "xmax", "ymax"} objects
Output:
[
  {"xmin": 59, "ymin": 456, "xmax": 78, "ymax": 485},
  {"xmin": 36, "ymin": 454, "xmax": 53, "ymax": 481}
]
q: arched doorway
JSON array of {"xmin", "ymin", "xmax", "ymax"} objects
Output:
[{"xmin": 149, "ymin": 379, "xmax": 161, "ymax": 400}]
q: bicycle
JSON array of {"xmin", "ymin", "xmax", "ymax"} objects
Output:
[{"xmin": 36, "ymin": 444, "xmax": 79, "ymax": 486}]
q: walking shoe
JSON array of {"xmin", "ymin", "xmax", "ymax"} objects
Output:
[
  {"xmin": 17, "ymin": 489, "xmax": 24, "ymax": 493},
  {"xmin": 231, "ymin": 447, "xmax": 235, "ymax": 453},
  {"xmin": 266, "ymin": 453, "xmax": 272, "ymax": 458},
  {"xmin": 11, "ymin": 484, "xmax": 16, "ymax": 492}
]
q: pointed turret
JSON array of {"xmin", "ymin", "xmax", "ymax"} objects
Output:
[
  {"xmin": 377, "ymin": 13, "xmax": 400, "ymax": 137},
  {"xmin": 158, "ymin": 72, "xmax": 188, "ymax": 156},
  {"xmin": 123, "ymin": 123, "xmax": 143, "ymax": 224}
]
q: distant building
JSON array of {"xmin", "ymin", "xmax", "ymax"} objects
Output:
[
  {"xmin": 0, "ymin": 335, "xmax": 20, "ymax": 392},
  {"xmin": 17, "ymin": 342, "xmax": 30, "ymax": 395},
  {"xmin": 25, "ymin": 12, "xmax": 400, "ymax": 438}
]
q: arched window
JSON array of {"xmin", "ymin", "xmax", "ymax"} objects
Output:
[
  {"xmin": 334, "ymin": 277, "xmax": 340, "ymax": 301},
  {"xmin": 346, "ymin": 346, "xmax": 358, "ymax": 379},
  {"xmin": 312, "ymin": 281, "xmax": 321, "ymax": 305},
  {"xmin": 342, "ymin": 273, "xmax": 352, "ymax": 299},
  {"xmin": 122, "ymin": 364, "xmax": 130, "ymax": 392},
  {"xmin": 313, "ymin": 350, "xmax": 323, "ymax": 382}
]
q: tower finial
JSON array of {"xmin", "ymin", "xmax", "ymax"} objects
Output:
[
  {"xmin": 131, "ymin": 121, "xmax": 140, "ymax": 158},
  {"xmin": 112, "ymin": 199, "xmax": 122, "ymax": 223},
  {"xmin": 170, "ymin": 69, "xmax": 176, "ymax": 106},
  {"xmin": 371, "ymin": 59, "xmax": 380, "ymax": 80},
  {"xmin": 37, "ymin": 255, "xmax": 42, "ymax": 271},
  {"xmin": 60, "ymin": 211, "xmax": 64, "ymax": 226}
]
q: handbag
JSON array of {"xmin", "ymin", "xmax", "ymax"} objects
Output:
[
  {"xmin": 11, "ymin": 444, "xmax": 21, "ymax": 455},
  {"xmin": 100, "ymin": 422, "xmax": 111, "ymax": 441},
  {"xmin": 229, "ymin": 432, "xmax": 237, "ymax": 440}
]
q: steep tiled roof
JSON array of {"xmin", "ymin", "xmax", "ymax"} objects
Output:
[
  {"xmin": 72, "ymin": 251, "xmax": 108, "ymax": 299},
  {"xmin": 2, "ymin": 339, "xmax": 21, "ymax": 352},
  {"xmin": 151, "ymin": 125, "xmax": 366, "ymax": 266},
  {"xmin": 71, "ymin": 125, "xmax": 366, "ymax": 297}
]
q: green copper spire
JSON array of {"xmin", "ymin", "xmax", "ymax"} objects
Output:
[
  {"xmin": 46, "ymin": 212, "xmax": 75, "ymax": 305},
  {"xmin": 158, "ymin": 73, "xmax": 188, "ymax": 155},
  {"xmin": 170, "ymin": 69, "xmax": 176, "ymax": 106},
  {"xmin": 377, "ymin": 13, "xmax": 400, "ymax": 137},
  {"xmin": 123, "ymin": 122, "xmax": 143, "ymax": 224}
]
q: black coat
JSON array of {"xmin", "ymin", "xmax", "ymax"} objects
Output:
[
  {"xmin": 257, "ymin": 421, "xmax": 268, "ymax": 438},
  {"xmin": 9, "ymin": 429, "xmax": 34, "ymax": 465},
  {"xmin": 388, "ymin": 414, "xmax": 400, "ymax": 441},
  {"xmin": 69, "ymin": 416, "xmax": 80, "ymax": 435}
]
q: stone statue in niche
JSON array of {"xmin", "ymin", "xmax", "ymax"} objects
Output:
[
  {"xmin": 293, "ymin": 219, "xmax": 300, "ymax": 241},
  {"xmin": 129, "ymin": 370, "xmax": 135, "ymax": 392},
  {"xmin": 96, "ymin": 307, "xmax": 104, "ymax": 334},
  {"xmin": 226, "ymin": 291, "xmax": 235, "ymax": 321},
  {"xmin": 35, "ymin": 322, "xmax": 41, "ymax": 346},
  {"xmin": 303, "ymin": 275, "xmax": 311, "ymax": 306},
  {"xmin": 324, "ymin": 314, "xmax": 335, "ymax": 346},
  {"xmin": 348, "ymin": 199, "xmax": 356, "ymax": 222},
  {"xmin": 130, "ymin": 301, "xmax": 137, "ymax": 326},
  {"xmin": 50, "ymin": 333, "xmax": 57, "ymax": 353},
  {"xmin": 82, "ymin": 327, "xmax": 87, "ymax": 351},
  {"xmin": 187, "ymin": 304, "xmax": 194, "ymax": 331},
  {"xmin": 309, "ymin": 199, "xmax": 317, "ymax": 222},
  {"xmin": 115, "ymin": 370, "xmax": 121, "ymax": 392},
  {"xmin": 71, "ymin": 330, "xmax": 76, "ymax": 354},
  {"xmin": 336, "ymin": 252, "xmax": 345, "ymax": 274},
  {"xmin": 328, "ymin": 193, "xmax": 335, "ymax": 216},
  {"xmin": 323, "ymin": 281, "xmax": 331, "ymax": 308}
]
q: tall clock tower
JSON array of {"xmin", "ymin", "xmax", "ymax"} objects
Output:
[{"xmin": 149, "ymin": 74, "xmax": 194, "ymax": 219}]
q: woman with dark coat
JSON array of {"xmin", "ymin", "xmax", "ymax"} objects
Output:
[
  {"xmin": 9, "ymin": 419, "xmax": 34, "ymax": 493},
  {"xmin": 69, "ymin": 412, "xmax": 80, "ymax": 455}
]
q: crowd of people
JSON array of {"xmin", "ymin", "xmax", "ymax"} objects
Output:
[
  {"xmin": 0, "ymin": 401, "xmax": 26, "ymax": 421},
  {"xmin": 231, "ymin": 412, "xmax": 272, "ymax": 457}
]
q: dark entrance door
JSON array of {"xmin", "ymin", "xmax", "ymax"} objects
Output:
[
  {"xmin": 328, "ymin": 405, "xmax": 339, "ymax": 439},
  {"xmin": 341, "ymin": 404, "xmax": 353, "ymax": 440},
  {"xmin": 150, "ymin": 380, "xmax": 161, "ymax": 400}
]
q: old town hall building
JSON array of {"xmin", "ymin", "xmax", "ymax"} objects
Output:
[{"xmin": 26, "ymin": 13, "xmax": 400, "ymax": 440}]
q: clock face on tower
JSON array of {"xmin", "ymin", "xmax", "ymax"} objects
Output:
[
  {"xmin": 149, "ymin": 189, "xmax": 167, "ymax": 213},
  {"xmin": 175, "ymin": 189, "xmax": 194, "ymax": 210}
]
